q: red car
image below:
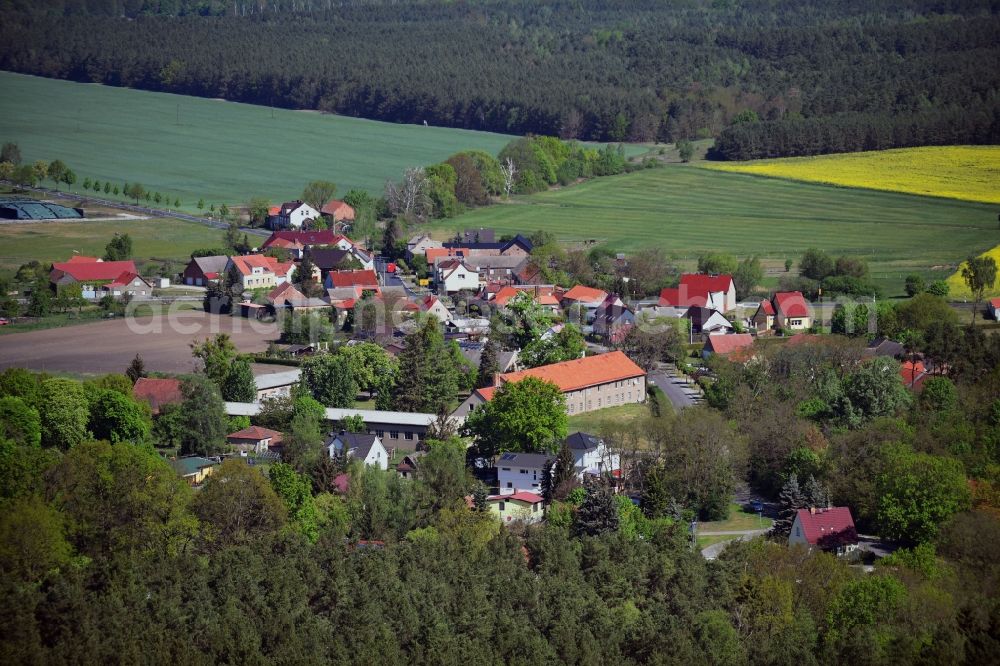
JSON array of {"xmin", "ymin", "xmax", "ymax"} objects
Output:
[{"xmin": 0, "ymin": 318, "xmax": 9, "ymax": 326}]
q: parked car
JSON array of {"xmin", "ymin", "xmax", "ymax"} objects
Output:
[{"xmin": 746, "ymin": 500, "xmax": 764, "ymax": 513}]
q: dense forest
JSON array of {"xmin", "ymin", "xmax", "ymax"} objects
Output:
[{"xmin": 1, "ymin": 1, "xmax": 998, "ymax": 157}]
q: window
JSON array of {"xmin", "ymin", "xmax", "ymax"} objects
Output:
[
  {"xmin": 375, "ymin": 430, "xmax": 384, "ymax": 438},
  {"xmin": 506, "ymin": 482, "xmax": 512, "ymax": 488},
  {"xmin": 520, "ymin": 469, "xmax": 528, "ymax": 475},
  {"xmin": 403, "ymin": 432, "xmax": 414, "ymax": 441},
  {"xmin": 795, "ymin": 527, "xmax": 800, "ymax": 537},
  {"xmin": 389, "ymin": 431, "xmax": 399, "ymax": 440},
  {"xmin": 498, "ymin": 502, "xmax": 505, "ymax": 511},
  {"xmin": 791, "ymin": 319, "xmax": 802, "ymax": 326},
  {"xmin": 501, "ymin": 467, "xmax": 510, "ymax": 472}
]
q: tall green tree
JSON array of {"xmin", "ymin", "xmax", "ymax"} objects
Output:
[
  {"xmin": 177, "ymin": 375, "xmax": 228, "ymax": 456},
  {"xmin": 961, "ymin": 254, "xmax": 997, "ymax": 325},
  {"xmin": 269, "ymin": 462, "xmax": 319, "ymax": 542},
  {"xmin": 394, "ymin": 316, "xmax": 458, "ymax": 413},
  {"xmin": 103, "ymin": 232, "xmax": 133, "ymax": 261},
  {"xmin": 190, "ymin": 333, "xmax": 238, "ymax": 388},
  {"xmin": 88, "ymin": 389, "xmax": 151, "ymax": 443},
  {"xmin": 301, "ymin": 354, "xmax": 357, "ymax": 408},
  {"xmin": 125, "ymin": 353, "xmax": 146, "ymax": 384},
  {"xmin": 39, "ymin": 378, "xmax": 89, "ymax": 449},
  {"xmin": 575, "ymin": 482, "xmax": 619, "ymax": 536},
  {"xmin": 301, "ymin": 180, "xmax": 337, "ymax": 212},
  {"xmin": 0, "ymin": 396, "xmax": 41, "ymax": 447},
  {"xmin": 220, "ymin": 357, "xmax": 257, "ymax": 402},
  {"xmin": 465, "ymin": 377, "xmax": 567, "ymax": 457},
  {"xmin": 193, "ymin": 459, "xmax": 286, "ymax": 548},
  {"xmin": 477, "ymin": 337, "xmax": 500, "ymax": 388}
]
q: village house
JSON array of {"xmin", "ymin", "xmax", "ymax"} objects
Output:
[
  {"xmin": 226, "ymin": 425, "xmax": 283, "ymax": 456},
  {"xmin": 686, "ymin": 306, "xmax": 734, "ymax": 341},
  {"xmin": 457, "ymin": 340, "xmax": 519, "ymax": 374},
  {"xmin": 261, "ymin": 230, "xmax": 357, "ymax": 259},
  {"xmin": 560, "ymin": 285, "xmax": 609, "ymax": 324},
  {"xmin": 455, "ymin": 350, "xmax": 646, "ymax": 417},
  {"xmin": 441, "ymin": 234, "xmax": 532, "ymax": 258},
  {"xmin": 464, "ymin": 254, "xmax": 529, "ymax": 283},
  {"xmin": 702, "ymin": 333, "xmax": 755, "ymax": 360},
  {"xmin": 458, "ymin": 227, "xmax": 496, "ymax": 244},
  {"xmin": 406, "ymin": 234, "xmax": 443, "ymax": 261},
  {"xmin": 788, "ymin": 506, "xmax": 859, "ymax": 556},
  {"xmin": 750, "ymin": 299, "xmax": 775, "ymax": 334},
  {"xmin": 254, "ymin": 369, "xmax": 301, "ymax": 400},
  {"xmin": 485, "ymin": 491, "xmax": 545, "ymax": 525},
  {"xmin": 169, "ymin": 456, "xmax": 218, "ymax": 485},
  {"xmin": 183, "ymin": 255, "xmax": 229, "ymax": 286},
  {"xmin": 418, "ymin": 294, "xmax": 451, "ymax": 322},
  {"xmin": 591, "ymin": 295, "xmax": 635, "ymax": 343},
  {"xmin": 496, "ymin": 451, "xmax": 554, "ymax": 495},
  {"xmin": 307, "ymin": 245, "xmax": 374, "ymax": 274},
  {"xmin": 226, "ymin": 255, "xmax": 294, "ymax": 291},
  {"xmin": 773, "ymin": 291, "xmax": 812, "ymax": 330},
  {"xmin": 492, "ymin": 285, "xmax": 561, "ymax": 312},
  {"xmin": 991, "ymin": 297, "xmax": 1000, "ymax": 321},
  {"xmin": 436, "ymin": 258, "xmax": 479, "ymax": 294},
  {"xmin": 320, "ymin": 199, "xmax": 356, "ymax": 227},
  {"xmin": 100, "ymin": 271, "xmax": 154, "ymax": 299},
  {"xmin": 324, "ymin": 269, "xmax": 381, "ymax": 299},
  {"xmin": 395, "ymin": 451, "xmax": 426, "ymax": 480},
  {"xmin": 324, "ymin": 431, "xmax": 389, "ymax": 470},
  {"xmin": 267, "ymin": 200, "xmax": 321, "ymax": 229},
  {"xmin": 133, "ymin": 377, "xmax": 183, "ymax": 416},
  {"xmin": 659, "ymin": 273, "xmax": 737, "ymax": 313},
  {"xmin": 49, "ymin": 256, "xmax": 140, "ymax": 299},
  {"xmin": 564, "ymin": 431, "xmax": 621, "ymax": 479}
]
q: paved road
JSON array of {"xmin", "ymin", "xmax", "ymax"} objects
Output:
[
  {"xmin": 649, "ymin": 363, "xmax": 701, "ymax": 410},
  {"xmin": 700, "ymin": 529, "xmax": 768, "ymax": 560}
]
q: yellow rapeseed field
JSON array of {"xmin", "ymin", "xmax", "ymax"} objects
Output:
[
  {"xmin": 702, "ymin": 145, "xmax": 1000, "ymax": 204},
  {"xmin": 946, "ymin": 245, "xmax": 1000, "ymax": 299}
]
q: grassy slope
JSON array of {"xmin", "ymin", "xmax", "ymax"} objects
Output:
[
  {"xmin": 0, "ymin": 218, "xmax": 225, "ymax": 270},
  {"xmin": 427, "ymin": 165, "xmax": 998, "ymax": 295},
  {"xmin": 701, "ymin": 146, "xmax": 1000, "ymax": 205},
  {"xmin": 0, "ymin": 71, "xmax": 513, "ymax": 210}
]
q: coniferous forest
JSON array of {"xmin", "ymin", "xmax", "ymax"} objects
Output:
[{"xmin": 1, "ymin": 1, "xmax": 998, "ymax": 158}]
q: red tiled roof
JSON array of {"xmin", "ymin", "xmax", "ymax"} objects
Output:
[
  {"xmin": 900, "ymin": 360, "xmax": 927, "ymax": 391},
  {"xmin": 327, "ymin": 269, "xmax": 378, "ymax": 288},
  {"xmin": 229, "ymin": 254, "xmax": 274, "ymax": 275},
  {"xmin": 774, "ymin": 291, "xmax": 810, "ymax": 318},
  {"xmin": 494, "ymin": 351, "xmax": 645, "ymax": 394},
  {"xmin": 52, "ymin": 259, "xmax": 138, "ymax": 282},
  {"xmin": 268, "ymin": 281, "xmax": 305, "ymax": 303},
  {"xmin": 704, "ymin": 333, "xmax": 755, "ymax": 356},
  {"xmin": 320, "ymin": 199, "xmax": 356, "ymax": 220},
  {"xmin": 492, "ymin": 491, "xmax": 544, "ymax": 504},
  {"xmin": 426, "ymin": 247, "xmax": 466, "ymax": 263},
  {"xmin": 66, "ymin": 255, "xmax": 100, "ymax": 263},
  {"xmin": 681, "ymin": 273, "xmax": 734, "ymax": 294},
  {"xmin": 758, "ymin": 299, "xmax": 775, "ymax": 315},
  {"xmin": 990, "ymin": 297, "xmax": 1000, "ymax": 308},
  {"xmin": 795, "ymin": 507, "xmax": 858, "ymax": 547},
  {"xmin": 268, "ymin": 206, "xmax": 281, "ymax": 216},
  {"xmin": 227, "ymin": 426, "xmax": 283, "ymax": 442},
  {"xmin": 133, "ymin": 377, "xmax": 183, "ymax": 415},
  {"xmin": 494, "ymin": 285, "xmax": 558, "ymax": 307},
  {"xmin": 107, "ymin": 271, "xmax": 141, "ymax": 288},
  {"xmin": 262, "ymin": 230, "xmax": 339, "ymax": 249},
  {"xmin": 562, "ymin": 285, "xmax": 608, "ymax": 303}
]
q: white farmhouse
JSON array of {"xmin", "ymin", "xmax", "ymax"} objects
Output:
[
  {"xmin": 496, "ymin": 451, "xmax": 554, "ymax": 496},
  {"xmin": 324, "ymin": 431, "xmax": 389, "ymax": 470},
  {"xmin": 564, "ymin": 432, "xmax": 620, "ymax": 479}
]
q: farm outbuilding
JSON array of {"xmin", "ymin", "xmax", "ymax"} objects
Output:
[{"xmin": 0, "ymin": 198, "xmax": 84, "ymax": 220}]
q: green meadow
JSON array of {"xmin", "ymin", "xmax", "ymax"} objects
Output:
[
  {"xmin": 428, "ymin": 165, "xmax": 998, "ymax": 295},
  {"xmin": 0, "ymin": 71, "xmax": 513, "ymax": 211}
]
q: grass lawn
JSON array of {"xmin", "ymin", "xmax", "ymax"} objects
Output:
[
  {"xmin": 567, "ymin": 402, "xmax": 652, "ymax": 433},
  {"xmin": 0, "ymin": 217, "xmax": 225, "ymax": 271},
  {"xmin": 0, "ymin": 71, "xmax": 514, "ymax": 211},
  {"xmin": 427, "ymin": 164, "xmax": 997, "ymax": 296},
  {"xmin": 699, "ymin": 503, "xmax": 773, "ymax": 533},
  {"xmin": 697, "ymin": 534, "xmax": 737, "ymax": 549}
]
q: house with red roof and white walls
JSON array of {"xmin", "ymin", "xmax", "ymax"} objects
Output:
[
  {"xmin": 990, "ymin": 297, "xmax": 1000, "ymax": 321},
  {"xmin": 659, "ymin": 273, "xmax": 737, "ymax": 314},
  {"xmin": 788, "ymin": 506, "xmax": 859, "ymax": 557},
  {"xmin": 751, "ymin": 291, "xmax": 812, "ymax": 334},
  {"xmin": 225, "ymin": 255, "xmax": 295, "ymax": 291},
  {"xmin": 436, "ymin": 258, "xmax": 480, "ymax": 294},
  {"xmin": 49, "ymin": 256, "xmax": 139, "ymax": 299},
  {"xmin": 266, "ymin": 200, "xmax": 321, "ymax": 229}
]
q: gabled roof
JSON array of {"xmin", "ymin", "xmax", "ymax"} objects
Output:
[
  {"xmin": 320, "ymin": 199, "xmax": 356, "ymax": 220},
  {"xmin": 565, "ymin": 431, "xmax": 603, "ymax": 451},
  {"xmin": 307, "ymin": 247, "xmax": 350, "ymax": 270},
  {"xmin": 493, "ymin": 285, "xmax": 558, "ymax": 307},
  {"xmin": 492, "ymin": 491, "xmax": 544, "ymax": 505},
  {"xmin": 659, "ymin": 274, "xmax": 734, "ymax": 307},
  {"xmin": 562, "ymin": 285, "xmax": 608, "ymax": 304},
  {"xmin": 227, "ymin": 425, "xmax": 283, "ymax": 442},
  {"xmin": 497, "ymin": 451, "xmax": 554, "ymax": 469},
  {"xmin": 277, "ymin": 200, "xmax": 316, "ymax": 216},
  {"xmin": 262, "ymin": 230, "xmax": 340, "ymax": 250},
  {"xmin": 991, "ymin": 297, "xmax": 1000, "ymax": 308},
  {"xmin": 170, "ymin": 456, "xmax": 218, "ymax": 477},
  {"xmin": 133, "ymin": 377, "xmax": 183, "ymax": 414},
  {"xmin": 866, "ymin": 337, "xmax": 905, "ymax": 358},
  {"xmin": 66, "ymin": 255, "xmax": 100, "ymax": 263},
  {"xmin": 327, "ymin": 431, "xmax": 381, "ymax": 460},
  {"xmin": 774, "ymin": 291, "xmax": 810, "ymax": 318},
  {"xmin": 757, "ymin": 299, "xmax": 775, "ymax": 316},
  {"xmin": 189, "ymin": 255, "xmax": 229, "ymax": 276},
  {"xmin": 501, "ymin": 234, "xmax": 534, "ymax": 253},
  {"xmin": 494, "ymin": 351, "xmax": 645, "ymax": 394},
  {"xmin": 229, "ymin": 254, "xmax": 279, "ymax": 276},
  {"xmin": 426, "ymin": 247, "xmax": 467, "ymax": 264},
  {"xmin": 685, "ymin": 306, "xmax": 729, "ymax": 328},
  {"xmin": 268, "ymin": 281, "xmax": 305, "ymax": 304},
  {"xmin": 439, "ymin": 259, "xmax": 476, "ymax": 280},
  {"xmin": 703, "ymin": 333, "xmax": 754, "ymax": 356},
  {"xmin": 794, "ymin": 507, "xmax": 858, "ymax": 548},
  {"xmin": 52, "ymin": 258, "xmax": 138, "ymax": 282},
  {"xmin": 327, "ymin": 269, "xmax": 378, "ymax": 288}
]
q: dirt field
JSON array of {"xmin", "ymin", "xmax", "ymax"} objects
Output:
[{"xmin": 0, "ymin": 311, "xmax": 279, "ymax": 375}]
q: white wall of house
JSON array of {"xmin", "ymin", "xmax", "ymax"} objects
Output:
[
  {"xmin": 441, "ymin": 265, "xmax": 480, "ymax": 293},
  {"xmin": 573, "ymin": 445, "xmax": 621, "ymax": 477},
  {"xmin": 286, "ymin": 204, "xmax": 321, "ymax": 228},
  {"xmin": 497, "ymin": 463, "xmax": 548, "ymax": 495}
]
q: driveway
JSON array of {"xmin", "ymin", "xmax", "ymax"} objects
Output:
[
  {"xmin": 648, "ymin": 363, "xmax": 701, "ymax": 410},
  {"xmin": 700, "ymin": 530, "xmax": 768, "ymax": 560}
]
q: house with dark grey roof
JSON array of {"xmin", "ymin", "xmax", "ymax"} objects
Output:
[
  {"xmin": 496, "ymin": 451, "xmax": 554, "ymax": 495},
  {"xmin": 565, "ymin": 432, "xmax": 621, "ymax": 478},
  {"xmin": 183, "ymin": 255, "xmax": 230, "ymax": 286},
  {"xmin": 324, "ymin": 431, "xmax": 389, "ymax": 470}
]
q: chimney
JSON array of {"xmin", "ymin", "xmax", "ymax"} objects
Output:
[
  {"xmin": 810, "ymin": 507, "xmax": 816, "ymax": 515},
  {"xmin": 492, "ymin": 372, "xmax": 500, "ymax": 387}
]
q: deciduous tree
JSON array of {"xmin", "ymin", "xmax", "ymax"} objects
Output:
[{"xmin": 465, "ymin": 376, "xmax": 567, "ymax": 457}]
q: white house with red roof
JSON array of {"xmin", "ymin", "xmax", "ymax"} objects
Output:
[
  {"xmin": 267, "ymin": 200, "xmax": 321, "ymax": 229},
  {"xmin": 487, "ymin": 490, "xmax": 545, "ymax": 524},
  {"xmin": 773, "ymin": 291, "xmax": 812, "ymax": 330},
  {"xmin": 226, "ymin": 255, "xmax": 295, "ymax": 291},
  {"xmin": 659, "ymin": 274, "xmax": 737, "ymax": 313},
  {"xmin": 260, "ymin": 230, "xmax": 356, "ymax": 258},
  {"xmin": 49, "ymin": 256, "xmax": 140, "ymax": 298},
  {"xmin": 788, "ymin": 506, "xmax": 859, "ymax": 556},
  {"xmin": 990, "ymin": 297, "xmax": 1000, "ymax": 321},
  {"xmin": 436, "ymin": 258, "xmax": 479, "ymax": 294},
  {"xmin": 419, "ymin": 294, "xmax": 451, "ymax": 322},
  {"xmin": 560, "ymin": 285, "xmax": 609, "ymax": 323},
  {"xmin": 100, "ymin": 271, "xmax": 154, "ymax": 299}
]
